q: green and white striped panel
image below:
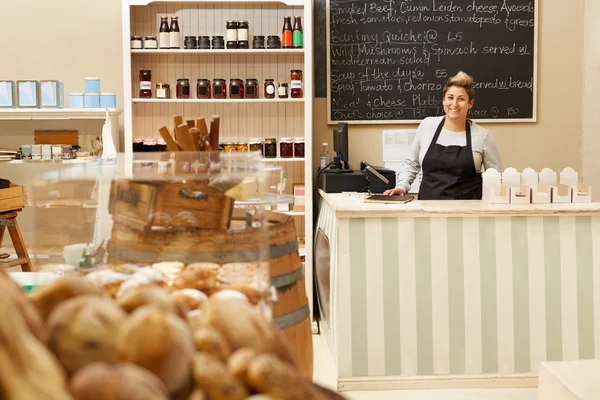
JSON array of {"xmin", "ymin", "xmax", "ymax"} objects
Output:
[{"xmin": 336, "ymin": 215, "xmax": 600, "ymax": 378}]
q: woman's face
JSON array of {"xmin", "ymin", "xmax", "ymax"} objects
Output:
[{"xmin": 443, "ymin": 86, "xmax": 474, "ymax": 122}]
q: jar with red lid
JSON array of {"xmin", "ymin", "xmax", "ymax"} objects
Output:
[
  {"xmin": 229, "ymin": 79, "xmax": 244, "ymax": 99},
  {"xmin": 290, "ymin": 69, "xmax": 303, "ymax": 98},
  {"xmin": 264, "ymin": 79, "xmax": 275, "ymax": 99},
  {"xmin": 139, "ymin": 70, "xmax": 152, "ymax": 98},
  {"xmin": 293, "ymin": 137, "xmax": 305, "ymax": 158},
  {"xmin": 245, "ymin": 79, "xmax": 259, "ymax": 99},
  {"xmin": 280, "ymin": 137, "xmax": 293, "ymax": 158},
  {"xmin": 213, "ymin": 78, "xmax": 227, "ymax": 99},
  {"xmin": 197, "ymin": 79, "xmax": 211, "ymax": 99},
  {"xmin": 176, "ymin": 78, "xmax": 190, "ymax": 99}
]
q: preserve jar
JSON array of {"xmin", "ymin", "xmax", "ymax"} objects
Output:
[
  {"xmin": 139, "ymin": 70, "xmax": 152, "ymax": 98},
  {"xmin": 226, "ymin": 20, "xmax": 238, "ymax": 43},
  {"xmin": 252, "ymin": 35, "xmax": 265, "ymax": 49},
  {"xmin": 213, "ymin": 78, "xmax": 227, "ymax": 99},
  {"xmin": 293, "ymin": 137, "xmax": 305, "ymax": 158},
  {"xmin": 144, "ymin": 36, "xmax": 158, "ymax": 49},
  {"xmin": 198, "ymin": 36, "xmax": 211, "ymax": 49},
  {"xmin": 264, "ymin": 138, "xmax": 277, "ymax": 158},
  {"xmin": 229, "ymin": 79, "xmax": 244, "ymax": 99},
  {"xmin": 184, "ymin": 36, "xmax": 197, "ymax": 49},
  {"xmin": 249, "ymin": 138, "xmax": 263, "ymax": 154},
  {"xmin": 176, "ymin": 78, "xmax": 190, "ymax": 99},
  {"xmin": 267, "ymin": 35, "xmax": 281, "ymax": 49},
  {"xmin": 196, "ymin": 79, "xmax": 211, "ymax": 99},
  {"xmin": 212, "ymin": 36, "xmax": 224, "ymax": 49},
  {"xmin": 278, "ymin": 82, "xmax": 288, "ymax": 98},
  {"xmin": 237, "ymin": 20, "xmax": 249, "ymax": 49},
  {"xmin": 131, "ymin": 36, "xmax": 143, "ymax": 49},
  {"xmin": 156, "ymin": 83, "xmax": 171, "ymax": 99},
  {"xmin": 245, "ymin": 78, "xmax": 259, "ymax": 99},
  {"xmin": 264, "ymin": 79, "xmax": 275, "ymax": 98},
  {"xmin": 290, "ymin": 69, "xmax": 303, "ymax": 98},
  {"xmin": 223, "ymin": 142, "xmax": 237, "ymax": 152},
  {"xmin": 236, "ymin": 142, "xmax": 249, "ymax": 152},
  {"xmin": 226, "ymin": 41, "xmax": 238, "ymax": 50},
  {"xmin": 280, "ymin": 137, "xmax": 293, "ymax": 158}
]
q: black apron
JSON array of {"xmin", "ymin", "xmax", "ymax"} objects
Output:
[{"xmin": 418, "ymin": 118, "xmax": 482, "ymax": 200}]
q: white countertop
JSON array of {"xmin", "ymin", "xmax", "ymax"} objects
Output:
[{"xmin": 319, "ymin": 191, "xmax": 600, "ymax": 218}]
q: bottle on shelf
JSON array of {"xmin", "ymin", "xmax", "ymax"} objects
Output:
[
  {"xmin": 282, "ymin": 16, "xmax": 293, "ymax": 48},
  {"xmin": 320, "ymin": 143, "xmax": 329, "ymax": 170},
  {"xmin": 170, "ymin": 16, "xmax": 181, "ymax": 49},
  {"xmin": 159, "ymin": 16, "xmax": 170, "ymax": 49},
  {"xmin": 292, "ymin": 16, "xmax": 303, "ymax": 48}
]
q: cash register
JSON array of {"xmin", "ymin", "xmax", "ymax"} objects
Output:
[{"xmin": 317, "ymin": 123, "xmax": 396, "ymax": 193}]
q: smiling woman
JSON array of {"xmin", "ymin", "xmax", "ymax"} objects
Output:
[{"xmin": 384, "ymin": 70, "xmax": 504, "ymax": 200}]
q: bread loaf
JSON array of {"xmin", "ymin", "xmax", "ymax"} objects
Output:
[
  {"xmin": 46, "ymin": 295, "xmax": 127, "ymax": 376},
  {"xmin": 69, "ymin": 362, "xmax": 169, "ymax": 400},
  {"xmin": 31, "ymin": 275, "xmax": 104, "ymax": 320}
]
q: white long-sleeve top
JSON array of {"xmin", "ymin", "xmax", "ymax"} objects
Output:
[{"xmin": 396, "ymin": 116, "xmax": 503, "ymax": 194}]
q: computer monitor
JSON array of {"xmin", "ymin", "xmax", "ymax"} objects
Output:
[{"xmin": 333, "ymin": 122, "xmax": 349, "ymax": 169}]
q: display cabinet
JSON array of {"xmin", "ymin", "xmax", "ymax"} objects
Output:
[{"xmin": 121, "ymin": 0, "xmax": 314, "ymax": 329}]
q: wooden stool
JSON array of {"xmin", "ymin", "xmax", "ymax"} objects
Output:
[{"xmin": 0, "ymin": 209, "xmax": 32, "ymax": 272}]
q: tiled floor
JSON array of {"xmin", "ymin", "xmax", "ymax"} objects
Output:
[{"xmin": 312, "ymin": 334, "xmax": 538, "ymax": 400}]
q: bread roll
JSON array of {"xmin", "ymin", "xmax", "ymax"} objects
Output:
[
  {"xmin": 193, "ymin": 327, "xmax": 232, "ymax": 361},
  {"xmin": 117, "ymin": 305, "xmax": 194, "ymax": 395},
  {"xmin": 227, "ymin": 347, "xmax": 258, "ymax": 384},
  {"xmin": 173, "ymin": 263, "xmax": 219, "ymax": 294},
  {"xmin": 69, "ymin": 362, "xmax": 169, "ymax": 400},
  {"xmin": 85, "ymin": 269, "xmax": 130, "ymax": 297},
  {"xmin": 31, "ymin": 275, "xmax": 104, "ymax": 321},
  {"xmin": 0, "ymin": 271, "xmax": 45, "ymax": 341},
  {"xmin": 117, "ymin": 286, "xmax": 188, "ymax": 319},
  {"xmin": 171, "ymin": 288, "xmax": 208, "ymax": 311},
  {"xmin": 192, "ymin": 353, "xmax": 248, "ymax": 400},
  {"xmin": 46, "ymin": 295, "xmax": 127, "ymax": 376}
]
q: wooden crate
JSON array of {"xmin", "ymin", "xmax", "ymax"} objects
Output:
[
  {"xmin": 0, "ymin": 184, "xmax": 27, "ymax": 213},
  {"xmin": 108, "ymin": 179, "xmax": 234, "ymax": 231}
]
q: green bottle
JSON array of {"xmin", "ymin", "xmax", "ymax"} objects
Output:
[{"xmin": 292, "ymin": 16, "xmax": 303, "ymax": 48}]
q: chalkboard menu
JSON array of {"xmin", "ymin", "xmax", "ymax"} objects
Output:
[{"xmin": 327, "ymin": 0, "xmax": 537, "ymax": 123}]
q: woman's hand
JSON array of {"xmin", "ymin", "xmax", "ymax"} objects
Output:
[{"xmin": 383, "ymin": 188, "xmax": 405, "ymax": 196}]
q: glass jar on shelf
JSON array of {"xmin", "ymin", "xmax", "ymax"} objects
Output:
[
  {"xmin": 198, "ymin": 36, "xmax": 211, "ymax": 49},
  {"xmin": 237, "ymin": 20, "xmax": 249, "ymax": 49},
  {"xmin": 139, "ymin": 70, "xmax": 152, "ymax": 98},
  {"xmin": 267, "ymin": 35, "xmax": 281, "ymax": 49},
  {"xmin": 212, "ymin": 36, "xmax": 225, "ymax": 49},
  {"xmin": 223, "ymin": 142, "xmax": 237, "ymax": 152},
  {"xmin": 253, "ymin": 35, "xmax": 265, "ymax": 49},
  {"xmin": 264, "ymin": 138, "xmax": 277, "ymax": 158},
  {"xmin": 236, "ymin": 142, "xmax": 249, "ymax": 152},
  {"xmin": 226, "ymin": 20, "xmax": 238, "ymax": 48},
  {"xmin": 156, "ymin": 83, "xmax": 170, "ymax": 99},
  {"xmin": 184, "ymin": 36, "xmax": 197, "ymax": 49},
  {"xmin": 264, "ymin": 79, "xmax": 276, "ymax": 99},
  {"xmin": 176, "ymin": 78, "xmax": 190, "ymax": 99},
  {"xmin": 196, "ymin": 79, "xmax": 211, "ymax": 99},
  {"xmin": 245, "ymin": 78, "xmax": 259, "ymax": 99},
  {"xmin": 213, "ymin": 78, "xmax": 227, "ymax": 99},
  {"xmin": 290, "ymin": 69, "xmax": 303, "ymax": 98},
  {"xmin": 293, "ymin": 137, "xmax": 305, "ymax": 158},
  {"xmin": 229, "ymin": 79, "xmax": 244, "ymax": 99},
  {"xmin": 131, "ymin": 36, "xmax": 143, "ymax": 49},
  {"xmin": 249, "ymin": 138, "xmax": 263, "ymax": 155},
  {"xmin": 280, "ymin": 137, "xmax": 293, "ymax": 158},
  {"xmin": 277, "ymin": 82, "xmax": 288, "ymax": 98},
  {"xmin": 144, "ymin": 36, "xmax": 158, "ymax": 49}
]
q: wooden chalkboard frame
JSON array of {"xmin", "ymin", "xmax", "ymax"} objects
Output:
[{"xmin": 326, "ymin": 0, "xmax": 539, "ymax": 125}]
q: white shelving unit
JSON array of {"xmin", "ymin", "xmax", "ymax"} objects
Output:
[
  {"xmin": 122, "ymin": 0, "xmax": 314, "ymax": 328},
  {"xmin": 0, "ymin": 108, "xmax": 122, "ymax": 121}
]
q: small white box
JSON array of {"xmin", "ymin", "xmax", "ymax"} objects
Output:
[
  {"xmin": 551, "ymin": 184, "xmax": 573, "ymax": 203},
  {"xmin": 0, "ymin": 81, "xmax": 14, "ymax": 107},
  {"xmin": 572, "ymin": 184, "xmax": 592, "ymax": 203},
  {"xmin": 510, "ymin": 184, "xmax": 531, "ymax": 204},
  {"xmin": 532, "ymin": 184, "xmax": 552, "ymax": 204},
  {"xmin": 482, "ymin": 184, "xmax": 510, "ymax": 204}
]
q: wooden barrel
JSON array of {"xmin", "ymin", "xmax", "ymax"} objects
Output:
[
  {"xmin": 107, "ymin": 209, "xmax": 313, "ymax": 377},
  {"xmin": 268, "ymin": 216, "xmax": 314, "ymax": 379}
]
